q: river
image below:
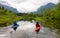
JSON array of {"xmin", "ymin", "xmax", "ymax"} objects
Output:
[{"xmin": 0, "ymin": 21, "xmax": 56, "ymax": 38}]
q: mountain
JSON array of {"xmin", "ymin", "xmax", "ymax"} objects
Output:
[
  {"xmin": 35, "ymin": 3, "xmax": 55, "ymax": 14},
  {"xmin": 0, "ymin": 0, "xmax": 59, "ymax": 13},
  {"xmin": 0, "ymin": 4, "xmax": 18, "ymax": 13}
]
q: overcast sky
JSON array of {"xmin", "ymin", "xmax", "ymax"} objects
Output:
[{"xmin": 0, "ymin": 0, "xmax": 59, "ymax": 13}]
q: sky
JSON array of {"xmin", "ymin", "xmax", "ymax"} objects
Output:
[{"xmin": 0, "ymin": 0, "xmax": 59, "ymax": 13}]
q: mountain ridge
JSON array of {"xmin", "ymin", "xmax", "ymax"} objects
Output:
[{"xmin": 0, "ymin": 0, "xmax": 59, "ymax": 13}]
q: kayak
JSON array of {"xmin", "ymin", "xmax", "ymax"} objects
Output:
[{"xmin": 11, "ymin": 25, "xmax": 19, "ymax": 28}]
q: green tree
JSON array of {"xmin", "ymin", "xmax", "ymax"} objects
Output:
[{"xmin": 39, "ymin": 2, "xmax": 60, "ymax": 35}]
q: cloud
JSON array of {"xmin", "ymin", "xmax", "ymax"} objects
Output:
[{"xmin": 1, "ymin": 0, "xmax": 59, "ymax": 13}]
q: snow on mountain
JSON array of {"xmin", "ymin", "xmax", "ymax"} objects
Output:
[{"xmin": 0, "ymin": 0, "xmax": 59, "ymax": 13}]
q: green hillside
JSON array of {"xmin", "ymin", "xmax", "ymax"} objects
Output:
[
  {"xmin": 0, "ymin": 7, "xmax": 20, "ymax": 27},
  {"xmin": 0, "ymin": 6, "xmax": 36, "ymax": 27},
  {"xmin": 39, "ymin": 2, "xmax": 60, "ymax": 35}
]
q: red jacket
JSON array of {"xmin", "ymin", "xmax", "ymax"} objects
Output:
[{"xmin": 35, "ymin": 24, "xmax": 41, "ymax": 32}]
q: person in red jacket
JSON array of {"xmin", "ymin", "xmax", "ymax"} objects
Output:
[{"xmin": 35, "ymin": 22, "xmax": 41, "ymax": 34}]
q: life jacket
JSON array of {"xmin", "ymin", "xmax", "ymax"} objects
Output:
[{"xmin": 12, "ymin": 22, "xmax": 19, "ymax": 28}]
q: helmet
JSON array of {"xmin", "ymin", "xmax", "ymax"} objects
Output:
[{"xmin": 36, "ymin": 22, "xmax": 39, "ymax": 25}]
